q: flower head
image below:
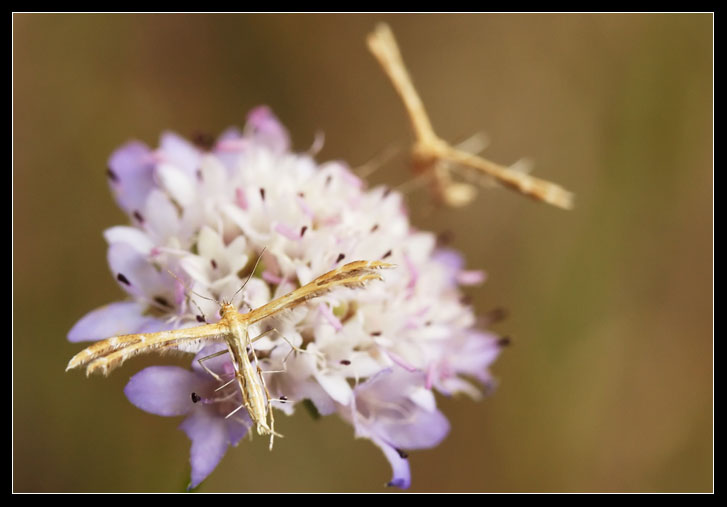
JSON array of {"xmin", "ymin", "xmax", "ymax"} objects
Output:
[{"xmin": 68, "ymin": 106, "xmax": 505, "ymax": 489}]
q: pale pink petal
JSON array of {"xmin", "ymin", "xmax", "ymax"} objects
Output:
[
  {"xmin": 245, "ymin": 106, "xmax": 290, "ymax": 153},
  {"xmin": 318, "ymin": 303, "xmax": 343, "ymax": 331},
  {"xmin": 456, "ymin": 270, "xmax": 487, "ymax": 286},
  {"xmin": 274, "ymin": 222, "xmax": 301, "ymax": 242}
]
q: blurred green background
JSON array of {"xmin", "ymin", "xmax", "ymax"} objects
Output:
[{"xmin": 13, "ymin": 13, "xmax": 712, "ymax": 492}]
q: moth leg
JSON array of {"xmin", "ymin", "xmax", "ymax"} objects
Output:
[
  {"xmin": 249, "ymin": 328, "xmax": 292, "ymax": 374},
  {"xmin": 248, "ymin": 327, "xmax": 282, "ymax": 345},
  {"xmin": 225, "ymin": 403, "xmax": 245, "ymax": 420},
  {"xmin": 226, "ymin": 401, "xmax": 254, "ymax": 442},
  {"xmin": 197, "ymin": 349, "xmax": 229, "ymax": 382},
  {"xmin": 228, "ymin": 413, "xmax": 255, "ymax": 442},
  {"xmin": 252, "ymin": 327, "xmax": 325, "ymax": 365},
  {"xmin": 195, "ymin": 389, "xmax": 238, "ymax": 404},
  {"xmin": 257, "ymin": 364, "xmax": 283, "ymax": 451},
  {"xmin": 214, "ymin": 377, "xmax": 236, "ymax": 392},
  {"xmin": 230, "ymin": 415, "xmax": 253, "ymax": 435}
]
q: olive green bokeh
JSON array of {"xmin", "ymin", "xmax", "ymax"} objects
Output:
[{"xmin": 14, "ymin": 13, "xmax": 712, "ymax": 492}]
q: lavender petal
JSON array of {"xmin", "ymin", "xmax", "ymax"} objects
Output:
[
  {"xmin": 124, "ymin": 366, "xmax": 198, "ymax": 417},
  {"xmin": 158, "ymin": 131, "xmax": 201, "ymax": 179},
  {"xmin": 107, "ymin": 242, "xmax": 173, "ymax": 298},
  {"xmin": 67, "ymin": 301, "xmax": 159, "ymax": 343},
  {"xmin": 377, "ymin": 406, "xmax": 451, "ymax": 450},
  {"xmin": 225, "ymin": 415, "xmax": 251, "ymax": 447},
  {"xmin": 368, "ymin": 433, "xmax": 411, "ymax": 489},
  {"xmin": 107, "ymin": 141, "xmax": 155, "ymax": 215},
  {"xmin": 180, "ymin": 408, "xmax": 231, "ymax": 490}
]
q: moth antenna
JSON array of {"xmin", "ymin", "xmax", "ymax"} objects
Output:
[
  {"xmin": 166, "ymin": 268, "xmax": 221, "ymax": 307},
  {"xmin": 231, "ymin": 246, "xmax": 267, "ymax": 305}
]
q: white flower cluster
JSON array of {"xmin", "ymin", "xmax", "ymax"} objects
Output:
[{"xmin": 68, "ymin": 106, "xmax": 503, "ymax": 489}]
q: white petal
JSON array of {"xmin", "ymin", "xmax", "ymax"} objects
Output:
[
  {"xmin": 157, "ymin": 162, "xmax": 196, "ymax": 207},
  {"xmin": 296, "ymin": 264, "xmax": 313, "ymax": 286},
  {"xmin": 315, "ymin": 372, "xmax": 352, "ymax": 405},
  {"xmin": 179, "ymin": 255, "xmax": 212, "ymax": 286},
  {"xmin": 408, "ymin": 386, "xmax": 436, "ymax": 412},
  {"xmin": 199, "ymin": 154, "xmax": 228, "ymax": 190},
  {"xmin": 103, "ymin": 226, "xmax": 155, "ymax": 254},
  {"xmin": 144, "ymin": 189, "xmax": 180, "ymax": 239},
  {"xmin": 196, "ymin": 226, "xmax": 225, "ymax": 262}
]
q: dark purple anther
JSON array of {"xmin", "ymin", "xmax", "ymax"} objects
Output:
[
  {"xmin": 437, "ymin": 230, "xmax": 454, "ymax": 245},
  {"xmin": 192, "ymin": 132, "xmax": 215, "ymax": 151},
  {"xmin": 497, "ymin": 336, "xmax": 512, "ymax": 348},
  {"xmin": 153, "ymin": 296, "xmax": 170, "ymax": 308},
  {"xmin": 487, "ymin": 307, "xmax": 508, "ymax": 324}
]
